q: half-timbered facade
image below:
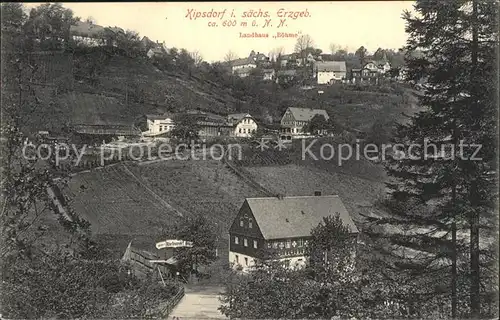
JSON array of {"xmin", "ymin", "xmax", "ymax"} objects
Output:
[
  {"xmin": 280, "ymin": 107, "xmax": 330, "ymax": 136},
  {"xmin": 228, "ymin": 194, "xmax": 358, "ymax": 271}
]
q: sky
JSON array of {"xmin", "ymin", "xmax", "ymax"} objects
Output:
[{"xmin": 25, "ymin": 1, "xmax": 415, "ymax": 62}]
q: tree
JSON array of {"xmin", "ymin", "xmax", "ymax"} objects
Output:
[
  {"xmin": 224, "ymin": 50, "xmax": 237, "ymax": 64},
  {"xmin": 116, "ymin": 29, "xmax": 141, "ymax": 57},
  {"xmin": 85, "ymin": 16, "xmax": 96, "ymax": 24},
  {"xmin": 1, "ymin": 2, "xmax": 28, "ymax": 52},
  {"xmin": 333, "ymin": 48, "xmax": 348, "ymax": 61},
  {"xmin": 306, "ymin": 215, "xmax": 357, "ymax": 279},
  {"xmin": 190, "ymin": 50, "xmax": 203, "ymax": 66},
  {"xmin": 169, "ymin": 113, "xmax": 201, "ymax": 144},
  {"xmin": 269, "ymin": 46, "xmax": 285, "ymax": 62},
  {"xmin": 366, "ymin": 118, "xmax": 393, "ymax": 147},
  {"xmin": 303, "ymin": 114, "xmax": 334, "ymax": 135},
  {"xmin": 24, "ymin": 3, "xmax": 79, "ymax": 50},
  {"xmin": 177, "ymin": 48, "xmax": 195, "ymax": 74},
  {"xmin": 294, "ymin": 34, "xmax": 314, "ymax": 66},
  {"xmin": 368, "ymin": 1, "xmax": 498, "ymax": 318},
  {"xmin": 329, "ymin": 43, "xmax": 340, "ymax": 56},
  {"xmin": 171, "ymin": 214, "xmax": 217, "ymax": 278},
  {"xmin": 373, "ymin": 47, "xmax": 386, "ymax": 61},
  {"xmin": 354, "ymin": 46, "xmax": 367, "ymax": 65}
]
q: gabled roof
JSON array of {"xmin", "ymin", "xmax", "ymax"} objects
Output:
[
  {"xmin": 280, "ymin": 53, "xmax": 296, "ymax": 60},
  {"xmin": 140, "ymin": 36, "xmax": 155, "ymax": 47},
  {"xmin": 146, "ymin": 113, "xmax": 174, "ymax": 120},
  {"xmin": 70, "ymin": 21, "xmax": 105, "ymax": 38},
  {"xmin": 107, "ymin": 26, "xmax": 124, "ymax": 34},
  {"xmin": 286, "ymin": 107, "xmax": 330, "ymax": 122},
  {"xmin": 315, "ymin": 61, "xmax": 346, "ymax": 72},
  {"xmin": 73, "ymin": 124, "xmax": 141, "ymax": 136},
  {"xmin": 148, "ymin": 47, "xmax": 165, "ymax": 55},
  {"xmin": 245, "ymin": 195, "xmax": 358, "ymax": 239},
  {"xmin": 254, "ymin": 53, "xmax": 268, "ymax": 61},
  {"xmin": 228, "ymin": 113, "xmax": 251, "ymax": 121},
  {"xmin": 70, "ymin": 21, "xmax": 124, "ymax": 39},
  {"xmin": 231, "ymin": 58, "xmax": 257, "ymax": 67}
]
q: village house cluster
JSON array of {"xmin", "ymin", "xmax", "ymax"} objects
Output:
[
  {"xmin": 142, "ymin": 106, "xmax": 331, "ymax": 142},
  {"xmin": 69, "ymin": 19, "xmax": 167, "ymax": 57},
  {"xmin": 227, "ymin": 50, "xmax": 403, "ymax": 85}
]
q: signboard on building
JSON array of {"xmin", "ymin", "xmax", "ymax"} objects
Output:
[{"xmin": 156, "ymin": 239, "xmax": 194, "ymax": 249}]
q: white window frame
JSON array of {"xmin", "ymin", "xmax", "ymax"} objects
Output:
[
  {"xmin": 235, "ymin": 236, "xmax": 239, "ymax": 244},
  {"xmin": 243, "ymin": 238, "xmax": 248, "ymax": 247},
  {"xmin": 253, "ymin": 240, "xmax": 258, "ymax": 249}
]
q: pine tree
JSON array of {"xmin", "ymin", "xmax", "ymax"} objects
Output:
[{"xmin": 367, "ymin": 0, "xmax": 497, "ymax": 318}]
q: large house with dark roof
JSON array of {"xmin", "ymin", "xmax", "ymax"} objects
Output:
[
  {"xmin": 280, "ymin": 107, "xmax": 330, "ymax": 136},
  {"xmin": 351, "ymin": 60, "xmax": 392, "ymax": 84},
  {"xmin": 228, "ymin": 194, "xmax": 358, "ymax": 271}
]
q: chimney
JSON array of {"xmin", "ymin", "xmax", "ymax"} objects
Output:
[{"xmin": 314, "ymin": 191, "xmax": 322, "ymax": 196}]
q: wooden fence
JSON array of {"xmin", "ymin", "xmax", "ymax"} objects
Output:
[{"xmin": 160, "ymin": 285, "xmax": 185, "ymax": 317}]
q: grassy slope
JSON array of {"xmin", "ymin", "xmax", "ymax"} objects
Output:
[
  {"xmin": 25, "ymin": 50, "xmax": 420, "ymax": 135},
  {"xmin": 24, "ymin": 52, "xmax": 245, "ymax": 132},
  {"xmin": 60, "ymin": 160, "xmax": 265, "ymax": 257},
  {"xmin": 242, "ymin": 164, "xmax": 385, "ymax": 223}
]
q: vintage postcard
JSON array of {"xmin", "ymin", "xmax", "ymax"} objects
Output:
[{"xmin": 1, "ymin": 1, "xmax": 498, "ymax": 319}]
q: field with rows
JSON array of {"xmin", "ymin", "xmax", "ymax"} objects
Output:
[
  {"xmin": 127, "ymin": 160, "xmax": 265, "ymax": 233},
  {"xmin": 234, "ymin": 138, "xmax": 387, "ymax": 183},
  {"xmin": 241, "ymin": 164, "xmax": 386, "ymax": 223},
  {"xmin": 58, "ymin": 160, "xmax": 265, "ymax": 257},
  {"xmin": 64, "ymin": 164, "xmax": 181, "ymax": 235}
]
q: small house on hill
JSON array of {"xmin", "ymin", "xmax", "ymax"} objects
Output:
[
  {"xmin": 351, "ymin": 60, "xmax": 391, "ymax": 84},
  {"xmin": 233, "ymin": 66, "xmax": 255, "ymax": 78},
  {"xmin": 228, "ymin": 194, "xmax": 358, "ymax": 271},
  {"xmin": 230, "ymin": 52, "xmax": 261, "ymax": 76},
  {"xmin": 280, "ymin": 107, "xmax": 330, "ymax": 136},
  {"xmin": 315, "ymin": 61, "xmax": 347, "ymax": 84},
  {"xmin": 144, "ymin": 114, "xmax": 175, "ymax": 136},
  {"xmin": 70, "ymin": 21, "xmax": 124, "ymax": 47},
  {"xmin": 227, "ymin": 113, "xmax": 258, "ymax": 137}
]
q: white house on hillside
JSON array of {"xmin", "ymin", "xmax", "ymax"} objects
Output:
[
  {"xmin": 228, "ymin": 113, "xmax": 258, "ymax": 137},
  {"xmin": 144, "ymin": 114, "xmax": 175, "ymax": 136},
  {"xmin": 316, "ymin": 61, "xmax": 347, "ymax": 84},
  {"xmin": 231, "ymin": 58, "xmax": 257, "ymax": 73},
  {"xmin": 70, "ymin": 21, "xmax": 124, "ymax": 47}
]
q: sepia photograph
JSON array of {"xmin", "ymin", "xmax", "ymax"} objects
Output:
[{"xmin": 1, "ymin": 1, "xmax": 498, "ymax": 319}]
